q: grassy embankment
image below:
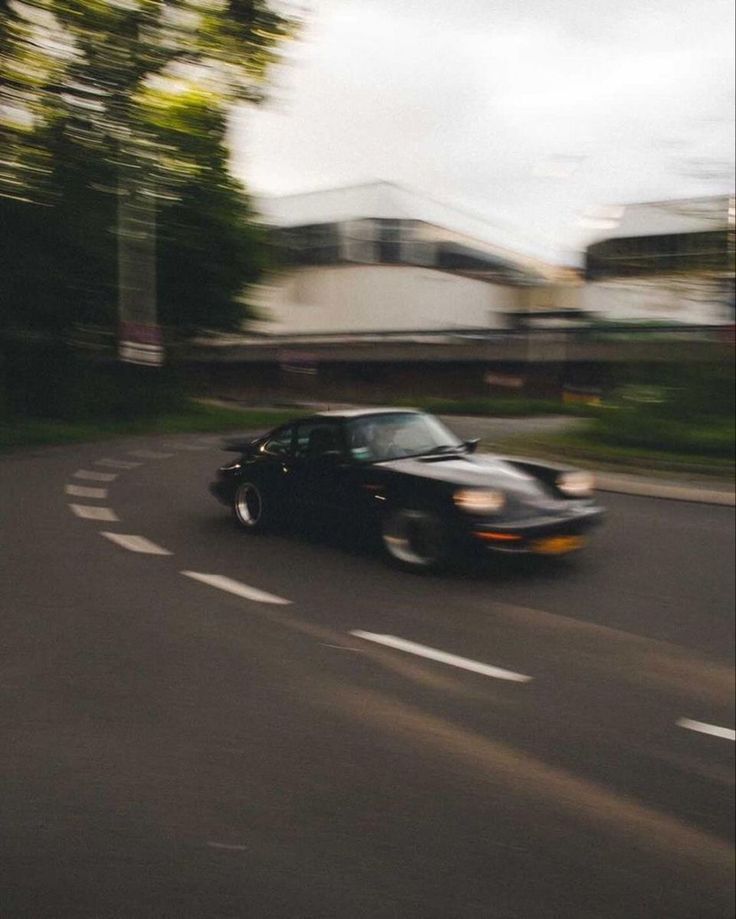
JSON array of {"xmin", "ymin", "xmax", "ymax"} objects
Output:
[
  {"xmin": 407, "ymin": 393, "xmax": 733, "ymax": 479},
  {"xmin": 0, "ymin": 350, "xmax": 302, "ymax": 450},
  {"xmin": 405, "ymin": 397, "xmax": 593, "ymax": 418},
  {"xmin": 490, "ymin": 429, "xmax": 734, "ymax": 479},
  {"xmin": 466, "ymin": 403, "xmax": 733, "ymax": 480},
  {"xmin": 2, "ymin": 377, "xmax": 733, "ymax": 483},
  {"xmin": 0, "ymin": 402, "xmax": 298, "ymax": 450}
]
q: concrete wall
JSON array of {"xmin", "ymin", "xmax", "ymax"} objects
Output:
[
  {"xmin": 247, "ymin": 263, "xmax": 733, "ymax": 335},
  {"xmin": 250, "ymin": 265, "xmax": 519, "ymax": 334},
  {"xmin": 187, "ymin": 359, "xmax": 580, "ymax": 406},
  {"xmin": 520, "ymin": 284, "xmax": 584, "ymax": 312},
  {"xmin": 581, "ymin": 276, "xmax": 733, "ymax": 325}
]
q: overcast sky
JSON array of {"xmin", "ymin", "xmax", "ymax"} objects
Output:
[{"xmin": 229, "ymin": 0, "xmax": 735, "ymax": 263}]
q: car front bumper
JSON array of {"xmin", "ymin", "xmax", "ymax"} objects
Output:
[{"xmin": 468, "ymin": 504, "xmax": 604, "ymax": 555}]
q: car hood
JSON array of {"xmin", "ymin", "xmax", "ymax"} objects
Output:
[{"xmin": 378, "ymin": 453, "xmax": 555, "ymax": 502}]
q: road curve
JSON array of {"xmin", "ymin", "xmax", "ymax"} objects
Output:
[{"xmin": 1, "ymin": 433, "xmax": 734, "ymax": 919}]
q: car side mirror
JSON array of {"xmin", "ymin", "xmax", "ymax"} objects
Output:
[{"xmin": 464, "ymin": 438, "xmax": 480, "ymax": 454}]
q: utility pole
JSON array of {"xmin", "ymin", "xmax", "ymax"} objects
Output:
[{"xmin": 117, "ymin": 173, "xmax": 163, "ymax": 366}]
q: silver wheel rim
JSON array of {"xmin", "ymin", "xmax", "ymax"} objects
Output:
[
  {"xmin": 235, "ymin": 483, "xmax": 262, "ymax": 527},
  {"xmin": 382, "ymin": 509, "xmax": 442, "ymax": 568}
]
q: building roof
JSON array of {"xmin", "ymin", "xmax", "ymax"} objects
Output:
[
  {"xmin": 255, "ymin": 180, "xmax": 558, "ymax": 272},
  {"xmin": 589, "ymin": 195, "xmax": 732, "ymax": 242}
]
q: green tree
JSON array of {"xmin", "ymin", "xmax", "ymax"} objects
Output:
[{"xmin": 0, "ymin": 0, "xmax": 297, "ymax": 337}]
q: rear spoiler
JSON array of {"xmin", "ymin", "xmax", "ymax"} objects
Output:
[{"xmin": 221, "ymin": 431, "xmax": 266, "ymax": 453}]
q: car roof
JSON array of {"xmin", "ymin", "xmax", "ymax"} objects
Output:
[{"xmin": 312, "ymin": 407, "xmax": 422, "ymax": 420}]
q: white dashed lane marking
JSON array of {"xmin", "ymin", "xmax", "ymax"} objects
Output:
[
  {"xmin": 95, "ymin": 458, "xmax": 141, "ymax": 469},
  {"xmin": 65, "ymin": 484, "xmax": 107, "ymax": 499},
  {"xmin": 128, "ymin": 449, "xmax": 174, "ymax": 460},
  {"xmin": 181, "ymin": 571, "xmax": 291, "ymax": 605},
  {"xmin": 69, "ymin": 504, "xmax": 119, "ymax": 522},
  {"xmin": 62, "ymin": 457, "xmax": 730, "ymax": 756},
  {"xmin": 73, "ymin": 470, "xmax": 118, "ymax": 482},
  {"xmin": 350, "ymin": 631, "xmax": 533, "ymax": 683},
  {"xmin": 101, "ymin": 532, "xmax": 172, "ymax": 555},
  {"xmin": 677, "ymin": 719, "xmax": 736, "ymax": 742}
]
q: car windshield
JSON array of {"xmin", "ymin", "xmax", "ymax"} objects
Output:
[{"xmin": 346, "ymin": 412, "xmax": 463, "ymax": 463}]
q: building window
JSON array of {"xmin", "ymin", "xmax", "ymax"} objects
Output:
[
  {"xmin": 278, "ymin": 223, "xmax": 341, "ymax": 265},
  {"xmin": 341, "ymin": 219, "xmax": 379, "ymax": 263},
  {"xmin": 586, "ymin": 231, "xmax": 730, "ymax": 279},
  {"xmin": 378, "ymin": 219, "xmax": 404, "ymax": 264}
]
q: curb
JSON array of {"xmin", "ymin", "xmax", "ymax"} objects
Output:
[{"xmin": 592, "ymin": 473, "xmax": 735, "ymax": 507}]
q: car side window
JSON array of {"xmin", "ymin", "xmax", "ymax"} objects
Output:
[
  {"xmin": 262, "ymin": 425, "xmax": 294, "ymax": 457},
  {"xmin": 295, "ymin": 421, "xmax": 344, "ymax": 459}
]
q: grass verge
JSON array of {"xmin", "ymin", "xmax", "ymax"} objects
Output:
[
  {"xmin": 406, "ymin": 397, "xmax": 594, "ymax": 417},
  {"xmin": 3, "ymin": 399, "xmax": 733, "ymax": 486},
  {"xmin": 0, "ymin": 401, "xmax": 300, "ymax": 451},
  {"xmin": 491, "ymin": 431, "xmax": 735, "ymax": 481}
]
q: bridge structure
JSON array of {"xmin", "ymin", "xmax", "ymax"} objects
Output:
[{"xmin": 187, "ymin": 325, "xmax": 734, "ymax": 366}]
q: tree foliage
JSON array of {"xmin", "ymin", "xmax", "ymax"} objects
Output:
[{"xmin": 0, "ymin": 0, "xmax": 297, "ymax": 337}]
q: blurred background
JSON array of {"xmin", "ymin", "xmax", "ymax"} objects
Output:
[{"xmin": 1, "ymin": 0, "xmax": 734, "ymax": 465}]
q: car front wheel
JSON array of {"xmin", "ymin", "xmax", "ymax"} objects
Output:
[
  {"xmin": 232, "ymin": 480, "xmax": 271, "ymax": 533},
  {"xmin": 381, "ymin": 507, "xmax": 448, "ymax": 571}
]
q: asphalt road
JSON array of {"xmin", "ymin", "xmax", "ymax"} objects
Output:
[{"xmin": 1, "ymin": 433, "xmax": 734, "ymax": 919}]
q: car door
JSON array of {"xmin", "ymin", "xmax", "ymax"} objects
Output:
[
  {"xmin": 246, "ymin": 424, "xmax": 297, "ymax": 508},
  {"xmin": 287, "ymin": 420, "xmax": 355, "ymax": 521}
]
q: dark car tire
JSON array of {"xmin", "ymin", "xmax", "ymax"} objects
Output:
[
  {"xmin": 381, "ymin": 506, "xmax": 449, "ymax": 572},
  {"xmin": 232, "ymin": 480, "xmax": 272, "ymax": 533}
]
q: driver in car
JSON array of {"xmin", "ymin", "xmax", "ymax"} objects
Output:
[{"xmin": 371, "ymin": 422, "xmax": 397, "ymax": 459}]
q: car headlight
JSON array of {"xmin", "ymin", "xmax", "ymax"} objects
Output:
[
  {"xmin": 557, "ymin": 470, "xmax": 595, "ymax": 497},
  {"xmin": 453, "ymin": 488, "xmax": 506, "ymax": 514}
]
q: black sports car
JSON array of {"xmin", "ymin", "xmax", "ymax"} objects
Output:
[{"xmin": 210, "ymin": 408, "xmax": 604, "ymax": 571}]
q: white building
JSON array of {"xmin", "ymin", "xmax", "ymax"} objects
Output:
[
  {"xmin": 247, "ymin": 181, "xmax": 562, "ymax": 335},
  {"xmin": 582, "ymin": 195, "xmax": 734, "ymax": 325},
  {"xmin": 245, "ymin": 186, "xmax": 734, "ymax": 334}
]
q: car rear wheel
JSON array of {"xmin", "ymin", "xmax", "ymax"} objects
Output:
[
  {"xmin": 232, "ymin": 480, "xmax": 270, "ymax": 533},
  {"xmin": 381, "ymin": 507, "xmax": 448, "ymax": 571}
]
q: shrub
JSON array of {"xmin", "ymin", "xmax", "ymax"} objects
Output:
[
  {"xmin": 587, "ymin": 409, "xmax": 735, "ymax": 458},
  {"xmin": 0, "ymin": 337, "xmax": 187, "ymax": 422}
]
